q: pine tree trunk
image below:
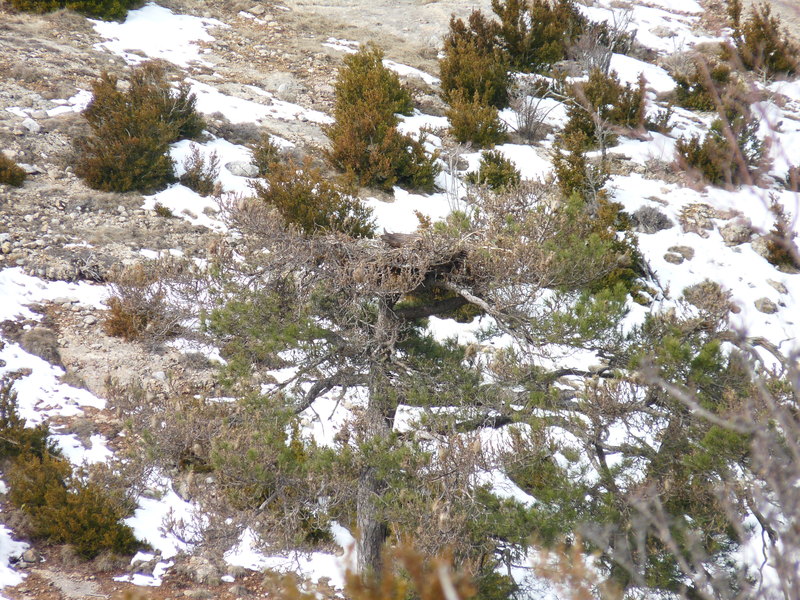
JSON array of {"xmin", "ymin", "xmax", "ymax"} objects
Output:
[
  {"xmin": 355, "ymin": 298, "xmax": 397, "ymax": 577},
  {"xmin": 357, "ymin": 464, "xmax": 388, "ymax": 576}
]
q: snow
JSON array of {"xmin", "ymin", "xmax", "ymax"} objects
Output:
[
  {"xmin": 383, "ymin": 60, "xmax": 440, "ymax": 86},
  {"xmin": 53, "ymin": 433, "xmax": 114, "ymax": 466},
  {"xmin": 124, "ymin": 475, "xmax": 202, "ymax": 560},
  {"xmin": 0, "ymin": 526, "xmax": 27, "ymax": 593},
  {"xmin": 189, "ymin": 79, "xmax": 333, "ymax": 125},
  {"xmin": 225, "ymin": 528, "xmax": 354, "ymax": 588},
  {"xmin": 143, "ymin": 183, "xmax": 225, "ymax": 232},
  {"xmin": 46, "ymin": 90, "xmax": 93, "ymax": 117},
  {"xmin": 364, "ymin": 188, "xmax": 452, "ymax": 234},
  {"xmin": 609, "ymin": 54, "xmax": 676, "ymax": 94},
  {"xmin": 91, "ymin": 3, "xmax": 226, "ymax": 68}
]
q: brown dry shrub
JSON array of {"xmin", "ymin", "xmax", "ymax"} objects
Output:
[
  {"xmin": 179, "ymin": 144, "xmax": 220, "ymax": 197},
  {"xmin": 102, "ymin": 261, "xmax": 187, "ymax": 344},
  {"xmin": 0, "ymin": 153, "xmax": 26, "ymax": 187}
]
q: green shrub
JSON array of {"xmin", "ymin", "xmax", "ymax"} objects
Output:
[
  {"xmin": 562, "ymin": 69, "xmax": 646, "ymax": 151},
  {"xmin": 465, "ymin": 150, "xmax": 520, "ymax": 190},
  {"xmin": 10, "ymin": 0, "xmax": 141, "ymax": 20},
  {"xmin": 251, "ymin": 134, "xmax": 282, "ymax": 177},
  {"xmin": 447, "ymin": 92, "xmax": 508, "ymax": 148},
  {"xmin": 440, "ymin": 11, "xmax": 510, "ymax": 109},
  {"xmin": 0, "ymin": 153, "xmax": 26, "ymax": 187},
  {"xmin": 251, "ymin": 158, "xmax": 375, "ymax": 238},
  {"xmin": 674, "ymin": 112, "xmax": 764, "ymax": 187},
  {"xmin": 326, "ymin": 45, "xmax": 439, "ymax": 193},
  {"xmin": 76, "ymin": 62, "xmax": 204, "ymax": 193},
  {"xmin": 332, "ymin": 44, "xmax": 413, "ymax": 117},
  {"xmin": 551, "ymin": 130, "xmax": 609, "ymax": 203},
  {"xmin": 491, "ymin": 0, "xmax": 586, "ymax": 73},
  {"xmin": 765, "ymin": 200, "xmax": 800, "ymax": 270},
  {"xmin": 0, "ymin": 377, "xmax": 55, "ymax": 460},
  {"xmin": 7, "ymin": 451, "xmax": 138, "ymax": 558},
  {"xmin": 179, "ymin": 144, "xmax": 219, "ymax": 197},
  {"xmin": 728, "ymin": 0, "xmax": 798, "ymax": 77},
  {"xmin": 672, "ymin": 58, "xmax": 733, "ymax": 111}
]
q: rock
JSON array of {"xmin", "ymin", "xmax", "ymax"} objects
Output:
[
  {"xmin": 21, "ymin": 549, "xmax": 39, "ymax": 563},
  {"xmin": 229, "ymin": 584, "xmax": 252, "ymax": 596},
  {"xmin": 719, "ymin": 218, "xmax": 752, "ymax": 246},
  {"xmin": 679, "ymin": 203, "xmax": 716, "ymax": 237},
  {"xmin": 184, "ymin": 590, "xmax": 214, "ymax": 599},
  {"xmin": 754, "ymin": 297, "xmax": 778, "ymax": 314},
  {"xmin": 663, "ymin": 252, "xmax": 684, "ymax": 264},
  {"xmin": 83, "ymin": 315, "xmax": 97, "ymax": 325},
  {"xmin": 53, "ymin": 297, "xmax": 78, "ymax": 305},
  {"xmin": 766, "ymin": 279, "xmax": 788, "ymax": 294},
  {"xmin": 248, "ymin": 4, "xmax": 265, "ymax": 15},
  {"xmin": 21, "ymin": 118, "xmax": 41, "ymax": 134},
  {"xmin": 182, "ymin": 556, "xmax": 221, "ymax": 585},
  {"xmin": 19, "ymin": 327, "xmax": 62, "ymax": 366},
  {"xmin": 751, "ymin": 235, "xmax": 771, "ymax": 260},
  {"xmin": 1, "ymin": 242, "xmax": 11, "ymax": 255},
  {"xmin": 667, "ymin": 245, "xmax": 695, "ymax": 261},
  {"xmin": 225, "ymin": 161, "xmax": 259, "ymax": 178},
  {"xmin": 0, "ymin": 233, "xmax": 10, "ymax": 243}
]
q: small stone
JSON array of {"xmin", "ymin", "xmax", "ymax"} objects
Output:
[
  {"xmin": 184, "ymin": 590, "xmax": 214, "ymax": 599},
  {"xmin": 766, "ymin": 279, "xmax": 788, "ymax": 294},
  {"xmin": 751, "ymin": 236, "xmax": 771, "ymax": 260},
  {"xmin": 719, "ymin": 218, "xmax": 752, "ymax": 246},
  {"xmin": 21, "ymin": 118, "xmax": 41, "ymax": 134},
  {"xmin": 667, "ymin": 245, "xmax": 695, "ymax": 260},
  {"xmin": 229, "ymin": 584, "xmax": 251, "ymax": 596},
  {"xmin": 83, "ymin": 315, "xmax": 97, "ymax": 325},
  {"xmin": 153, "ymin": 371, "xmax": 167, "ymax": 381},
  {"xmin": 21, "ymin": 549, "xmax": 39, "ymax": 563},
  {"xmin": 754, "ymin": 297, "xmax": 778, "ymax": 314},
  {"xmin": 0, "ymin": 233, "xmax": 10, "ymax": 243},
  {"xmin": 0, "ymin": 242, "xmax": 10, "ymax": 255},
  {"xmin": 248, "ymin": 4, "xmax": 265, "ymax": 15},
  {"xmin": 225, "ymin": 161, "xmax": 259, "ymax": 178},
  {"xmin": 53, "ymin": 296, "xmax": 77, "ymax": 305},
  {"xmin": 23, "ymin": 214, "xmax": 35, "ymax": 223},
  {"xmin": 663, "ymin": 253, "xmax": 684, "ymax": 265}
]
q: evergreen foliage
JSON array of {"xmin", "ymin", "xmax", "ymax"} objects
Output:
[
  {"xmin": 251, "ymin": 133, "xmax": 282, "ymax": 177},
  {"xmin": 728, "ymin": 0, "xmax": 799, "ymax": 77},
  {"xmin": 1, "ymin": 378, "xmax": 138, "ymax": 559},
  {"xmin": 7, "ymin": 451, "xmax": 139, "ymax": 558},
  {"xmin": 9, "ymin": 0, "xmax": 140, "ymax": 20},
  {"xmin": 446, "ymin": 92, "xmax": 508, "ymax": 148},
  {"xmin": 0, "ymin": 376, "xmax": 55, "ymax": 460},
  {"xmin": 179, "ymin": 144, "xmax": 219, "ymax": 197},
  {"xmin": 439, "ymin": 12, "xmax": 510, "ymax": 109},
  {"xmin": 250, "ymin": 158, "xmax": 375, "ymax": 238},
  {"xmin": 672, "ymin": 58, "xmax": 733, "ymax": 111},
  {"xmin": 0, "ymin": 154, "xmax": 27, "ymax": 187},
  {"xmin": 491, "ymin": 0, "xmax": 586, "ymax": 73},
  {"xmin": 674, "ymin": 113, "xmax": 764, "ymax": 187},
  {"xmin": 76, "ymin": 62, "xmax": 204, "ymax": 193},
  {"xmin": 465, "ymin": 150, "xmax": 520, "ymax": 191},
  {"xmin": 562, "ymin": 69, "xmax": 647, "ymax": 151},
  {"xmin": 326, "ymin": 44, "xmax": 439, "ymax": 193}
]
